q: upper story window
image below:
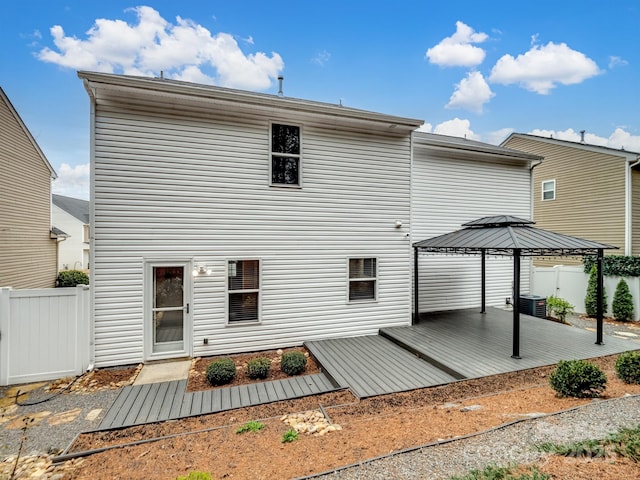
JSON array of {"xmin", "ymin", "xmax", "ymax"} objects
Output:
[
  {"xmin": 83, "ymin": 224, "xmax": 90, "ymax": 243},
  {"xmin": 348, "ymin": 258, "xmax": 377, "ymax": 302},
  {"xmin": 542, "ymin": 180, "xmax": 556, "ymax": 201},
  {"xmin": 271, "ymin": 123, "xmax": 301, "ymax": 187}
]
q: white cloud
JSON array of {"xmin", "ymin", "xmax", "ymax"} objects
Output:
[
  {"xmin": 312, "ymin": 50, "xmax": 331, "ymax": 66},
  {"xmin": 486, "ymin": 128, "xmax": 514, "ymax": 145},
  {"xmin": 446, "ymin": 71, "xmax": 494, "ymax": 113},
  {"xmin": 528, "ymin": 127, "xmax": 640, "ymax": 151},
  {"xmin": 53, "ymin": 163, "xmax": 90, "ymax": 199},
  {"xmin": 433, "ymin": 118, "xmax": 480, "ymax": 140},
  {"xmin": 608, "ymin": 56, "xmax": 628, "ymax": 69},
  {"xmin": 426, "ymin": 21, "xmax": 488, "ymax": 67},
  {"xmin": 37, "ymin": 6, "xmax": 284, "ymax": 90},
  {"xmin": 416, "ymin": 123, "xmax": 433, "ymax": 133},
  {"xmin": 489, "ymin": 41, "xmax": 601, "ymax": 94}
]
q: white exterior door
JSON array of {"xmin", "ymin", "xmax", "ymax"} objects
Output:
[{"xmin": 145, "ymin": 261, "xmax": 191, "ymax": 360}]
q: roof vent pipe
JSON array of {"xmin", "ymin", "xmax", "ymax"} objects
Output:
[
  {"xmin": 580, "ymin": 130, "xmax": 585, "ymax": 143},
  {"xmin": 277, "ymin": 76, "xmax": 284, "ymax": 97}
]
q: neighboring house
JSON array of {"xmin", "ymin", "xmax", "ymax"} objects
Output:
[
  {"xmin": 412, "ymin": 132, "xmax": 541, "ymax": 312},
  {"xmin": 79, "ymin": 71, "xmax": 424, "ymax": 367},
  {"xmin": 0, "ymin": 87, "xmax": 58, "ymax": 288},
  {"xmin": 52, "ymin": 194, "xmax": 90, "ymax": 271},
  {"xmin": 502, "ymin": 133, "xmax": 640, "ymax": 266}
]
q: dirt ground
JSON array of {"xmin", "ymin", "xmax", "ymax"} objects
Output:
[{"xmin": 59, "ymin": 353, "xmax": 640, "ymax": 480}]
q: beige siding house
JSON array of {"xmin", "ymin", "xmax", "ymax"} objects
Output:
[
  {"xmin": 0, "ymin": 87, "xmax": 58, "ymax": 288},
  {"xmin": 502, "ymin": 133, "xmax": 640, "ymax": 266}
]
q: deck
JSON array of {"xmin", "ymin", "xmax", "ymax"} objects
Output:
[
  {"xmin": 98, "ymin": 373, "xmax": 339, "ymax": 431},
  {"xmin": 306, "ymin": 307, "xmax": 638, "ymax": 398},
  {"xmin": 97, "ymin": 307, "xmax": 639, "ymax": 430}
]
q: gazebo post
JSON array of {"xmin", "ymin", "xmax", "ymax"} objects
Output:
[
  {"xmin": 480, "ymin": 250, "xmax": 486, "ymax": 314},
  {"xmin": 413, "ymin": 246, "xmax": 420, "ymax": 325},
  {"xmin": 596, "ymin": 248, "xmax": 604, "ymax": 345},
  {"xmin": 512, "ymin": 249, "xmax": 521, "ymax": 359}
]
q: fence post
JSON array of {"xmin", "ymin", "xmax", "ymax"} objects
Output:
[
  {"xmin": 76, "ymin": 285, "xmax": 91, "ymax": 372},
  {"xmin": 0, "ymin": 287, "xmax": 12, "ymax": 386}
]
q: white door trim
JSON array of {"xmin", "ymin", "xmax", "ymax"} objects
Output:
[{"xmin": 143, "ymin": 259, "xmax": 193, "ymax": 361}]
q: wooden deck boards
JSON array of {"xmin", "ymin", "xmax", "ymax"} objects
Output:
[
  {"xmin": 381, "ymin": 307, "xmax": 638, "ymax": 379},
  {"xmin": 305, "ymin": 335, "xmax": 458, "ymax": 398},
  {"xmin": 98, "ymin": 373, "xmax": 339, "ymax": 431}
]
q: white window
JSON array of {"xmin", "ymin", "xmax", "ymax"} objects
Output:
[
  {"xmin": 542, "ymin": 180, "xmax": 556, "ymax": 201},
  {"xmin": 83, "ymin": 224, "xmax": 90, "ymax": 243},
  {"xmin": 348, "ymin": 258, "xmax": 377, "ymax": 301},
  {"xmin": 227, "ymin": 259, "xmax": 261, "ymax": 323},
  {"xmin": 270, "ymin": 123, "xmax": 301, "ymax": 186}
]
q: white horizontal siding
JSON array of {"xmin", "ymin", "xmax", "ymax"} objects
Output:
[
  {"xmin": 411, "ymin": 149, "xmax": 532, "ymax": 312},
  {"xmin": 92, "ymin": 102, "xmax": 413, "ymax": 366}
]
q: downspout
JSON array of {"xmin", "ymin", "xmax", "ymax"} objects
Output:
[
  {"xmin": 528, "ymin": 159, "xmax": 542, "ymax": 295},
  {"xmin": 87, "ymin": 81, "xmax": 97, "ymax": 370},
  {"xmin": 626, "ymin": 157, "xmax": 640, "ymax": 256}
]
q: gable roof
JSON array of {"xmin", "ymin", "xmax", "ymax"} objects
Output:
[
  {"xmin": 52, "ymin": 194, "xmax": 89, "ymax": 223},
  {"xmin": 78, "ymin": 71, "xmax": 424, "ymax": 134},
  {"xmin": 503, "ymin": 133, "xmax": 640, "ymax": 162},
  {"xmin": 0, "ymin": 87, "xmax": 57, "ymax": 179},
  {"xmin": 415, "ymin": 132, "xmax": 542, "ymax": 163}
]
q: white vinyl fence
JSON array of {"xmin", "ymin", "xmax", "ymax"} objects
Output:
[
  {"xmin": 0, "ymin": 285, "xmax": 90, "ymax": 386},
  {"xmin": 531, "ymin": 265, "xmax": 640, "ymax": 321}
]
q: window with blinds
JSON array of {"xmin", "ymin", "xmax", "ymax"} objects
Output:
[
  {"xmin": 348, "ymin": 258, "xmax": 377, "ymax": 301},
  {"xmin": 227, "ymin": 259, "xmax": 260, "ymax": 323}
]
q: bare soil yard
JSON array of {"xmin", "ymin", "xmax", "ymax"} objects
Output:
[{"xmin": 61, "ymin": 353, "xmax": 640, "ymax": 480}]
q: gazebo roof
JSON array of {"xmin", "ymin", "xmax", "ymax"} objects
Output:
[{"xmin": 413, "ymin": 215, "xmax": 617, "ymax": 256}]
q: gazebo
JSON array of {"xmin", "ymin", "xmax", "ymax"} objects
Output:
[{"xmin": 413, "ymin": 215, "xmax": 617, "ymax": 358}]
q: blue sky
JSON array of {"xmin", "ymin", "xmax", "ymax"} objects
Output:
[{"xmin": 2, "ymin": 1, "xmax": 639, "ymax": 199}]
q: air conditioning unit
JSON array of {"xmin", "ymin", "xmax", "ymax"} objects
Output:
[{"xmin": 519, "ymin": 295, "xmax": 547, "ymax": 318}]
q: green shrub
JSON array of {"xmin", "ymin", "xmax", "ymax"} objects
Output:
[
  {"xmin": 585, "ymin": 266, "xmax": 607, "ymax": 317},
  {"xmin": 281, "ymin": 428, "xmax": 299, "ymax": 443},
  {"xmin": 549, "ymin": 359, "xmax": 607, "ymax": 398},
  {"xmin": 55, "ymin": 269, "xmax": 89, "ymax": 287},
  {"xmin": 246, "ymin": 357, "xmax": 271, "ymax": 380},
  {"xmin": 615, "ymin": 351, "xmax": 640, "ymax": 384},
  {"xmin": 280, "ymin": 351, "xmax": 307, "ymax": 376},
  {"xmin": 584, "ymin": 255, "xmax": 640, "ymax": 277},
  {"xmin": 546, "ymin": 295, "xmax": 574, "ymax": 323},
  {"xmin": 175, "ymin": 472, "xmax": 212, "ymax": 480},
  {"xmin": 613, "ymin": 278, "xmax": 634, "ymax": 322},
  {"xmin": 205, "ymin": 358, "xmax": 236, "ymax": 386}
]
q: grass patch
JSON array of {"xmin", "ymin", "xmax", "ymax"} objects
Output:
[
  {"xmin": 281, "ymin": 428, "xmax": 299, "ymax": 443},
  {"xmin": 448, "ymin": 464, "xmax": 549, "ymax": 480},
  {"xmin": 536, "ymin": 424, "xmax": 640, "ymax": 461},
  {"xmin": 235, "ymin": 420, "xmax": 265, "ymax": 434}
]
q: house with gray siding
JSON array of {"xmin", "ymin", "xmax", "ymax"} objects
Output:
[
  {"xmin": 412, "ymin": 132, "xmax": 540, "ymax": 313},
  {"xmin": 79, "ymin": 72, "xmax": 538, "ymax": 367},
  {"xmin": 52, "ymin": 194, "xmax": 90, "ymax": 271},
  {"xmin": 79, "ymin": 71, "xmax": 423, "ymax": 367}
]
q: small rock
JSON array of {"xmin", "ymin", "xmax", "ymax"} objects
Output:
[{"xmin": 460, "ymin": 405, "xmax": 483, "ymax": 412}]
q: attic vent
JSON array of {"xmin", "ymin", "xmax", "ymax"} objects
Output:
[{"xmin": 277, "ymin": 76, "xmax": 284, "ymax": 97}]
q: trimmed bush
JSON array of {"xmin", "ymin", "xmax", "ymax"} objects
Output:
[
  {"xmin": 546, "ymin": 295, "xmax": 574, "ymax": 323},
  {"xmin": 56, "ymin": 269, "xmax": 89, "ymax": 287},
  {"xmin": 585, "ymin": 266, "xmax": 607, "ymax": 318},
  {"xmin": 247, "ymin": 357, "xmax": 271, "ymax": 380},
  {"xmin": 206, "ymin": 358, "xmax": 236, "ymax": 386},
  {"xmin": 615, "ymin": 351, "xmax": 640, "ymax": 384},
  {"xmin": 549, "ymin": 359, "xmax": 607, "ymax": 398},
  {"xmin": 280, "ymin": 351, "xmax": 307, "ymax": 376},
  {"xmin": 613, "ymin": 278, "xmax": 634, "ymax": 322}
]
